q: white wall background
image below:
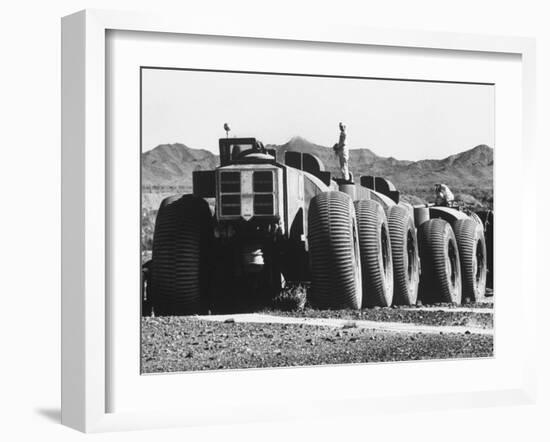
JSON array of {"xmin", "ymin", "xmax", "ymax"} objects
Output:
[{"xmin": 0, "ymin": 1, "xmax": 547, "ymax": 441}]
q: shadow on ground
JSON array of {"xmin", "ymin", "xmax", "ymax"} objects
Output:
[{"xmin": 35, "ymin": 408, "xmax": 61, "ymax": 423}]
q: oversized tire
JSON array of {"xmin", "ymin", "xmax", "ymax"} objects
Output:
[
  {"xmin": 150, "ymin": 194, "xmax": 213, "ymax": 315},
  {"xmin": 388, "ymin": 205, "xmax": 420, "ymax": 305},
  {"xmin": 475, "ymin": 210, "xmax": 493, "ymax": 289},
  {"xmin": 418, "ymin": 219, "xmax": 462, "ymax": 304},
  {"xmin": 141, "ymin": 260, "xmax": 153, "ymax": 317},
  {"xmin": 354, "ymin": 199, "xmax": 393, "ymax": 307},
  {"xmin": 308, "ymin": 191, "xmax": 362, "ymax": 309},
  {"xmin": 453, "ymin": 218, "xmax": 487, "ymax": 302}
]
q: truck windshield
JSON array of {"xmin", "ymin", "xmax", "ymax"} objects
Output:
[{"xmin": 231, "ymin": 144, "xmax": 254, "ymax": 159}]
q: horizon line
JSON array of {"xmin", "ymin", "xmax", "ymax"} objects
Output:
[{"xmin": 143, "ymin": 136, "xmax": 493, "ymax": 162}]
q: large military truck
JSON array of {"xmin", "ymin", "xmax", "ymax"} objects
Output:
[{"xmin": 147, "ymin": 136, "xmax": 487, "ymax": 316}]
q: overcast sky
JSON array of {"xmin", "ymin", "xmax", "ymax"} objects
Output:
[{"xmin": 142, "ymin": 68, "xmax": 494, "ymax": 161}]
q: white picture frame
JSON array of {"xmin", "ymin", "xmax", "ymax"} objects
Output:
[{"xmin": 61, "ymin": 9, "xmax": 537, "ymax": 433}]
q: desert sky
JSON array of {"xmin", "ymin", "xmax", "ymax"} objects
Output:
[{"xmin": 141, "ymin": 68, "xmax": 494, "ymax": 161}]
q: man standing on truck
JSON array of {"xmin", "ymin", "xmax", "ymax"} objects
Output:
[{"xmin": 333, "ymin": 122, "xmax": 350, "ymax": 181}]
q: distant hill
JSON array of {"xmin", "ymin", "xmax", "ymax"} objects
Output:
[
  {"xmin": 271, "ymin": 136, "xmax": 493, "ymax": 200},
  {"xmin": 141, "ymin": 137, "xmax": 493, "ymax": 209},
  {"xmin": 142, "ymin": 142, "xmax": 218, "ymax": 186}
]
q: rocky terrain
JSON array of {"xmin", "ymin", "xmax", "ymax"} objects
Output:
[
  {"xmin": 141, "ymin": 308, "xmax": 493, "ymax": 373},
  {"xmin": 142, "ymin": 142, "xmax": 218, "ymax": 188}
]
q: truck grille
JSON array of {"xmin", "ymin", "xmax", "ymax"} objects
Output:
[
  {"xmin": 220, "ymin": 194, "xmax": 241, "ymax": 216},
  {"xmin": 253, "ymin": 171, "xmax": 273, "ymax": 193},
  {"xmin": 220, "ymin": 171, "xmax": 241, "ymax": 216},
  {"xmin": 253, "ymin": 171, "xmax": 274, "ymax": 215},
  {"xmin": 220, "ymin": 171, "xmax": 241, "ymax": 193},
  {"xmin": 253, "ymin": 194, "xmax": 274, "ymax": 215},
  {"xmin": 218, "ymin": 169, "xmax": 277, "ymax": 218}
]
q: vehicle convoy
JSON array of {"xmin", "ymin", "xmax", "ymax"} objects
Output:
[{"xmin": 146, "ymin": 136, "xmax": 488, "ymax": 316}]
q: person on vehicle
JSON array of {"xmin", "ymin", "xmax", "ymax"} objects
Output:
[
  {"xmin": 434, "ymin": 183, "xmax": 455, "ymax": 206},
  {"xmin": 333, "ymin": 122, "xmax": 350, "ymax": 181}
]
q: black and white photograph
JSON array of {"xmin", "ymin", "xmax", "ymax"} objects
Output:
[
  {"xmin": 5, "ymin": 0, "xmax": 549, "ymax": 438},
  {"xmin": 140, "ymin": 67, "xmax": 494, "ymax": 374}
]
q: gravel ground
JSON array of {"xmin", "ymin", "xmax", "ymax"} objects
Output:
[
  {"xmin": 261, "ymin": 307, "xmax": 493, "ymax": 329},
  {"xmin": 141, "ymin": 317, "xmax": 493, "ymax": 373}
]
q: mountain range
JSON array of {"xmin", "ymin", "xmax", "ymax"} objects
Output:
[{"xmin": 142, "ymin": 137, "xmax": 493, "ymax": 209}]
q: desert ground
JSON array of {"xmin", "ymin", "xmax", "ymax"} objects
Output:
[{"xmin": 141, "ymin": 294, "xmax": 493, "ymax": 373}]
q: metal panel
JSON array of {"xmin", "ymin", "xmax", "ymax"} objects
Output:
[{"xmin": 193, "ymin": 170, "xmax": 216, "ymax": 198}]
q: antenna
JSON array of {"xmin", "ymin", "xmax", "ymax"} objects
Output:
[{"xmin": 223, "ymin": 122, "xmax": 231, "ymax": 139}]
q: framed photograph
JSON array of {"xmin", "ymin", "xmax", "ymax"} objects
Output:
[{"xmin": 61, "ymin": 9, "xmax": 537, "ymax": 432}]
